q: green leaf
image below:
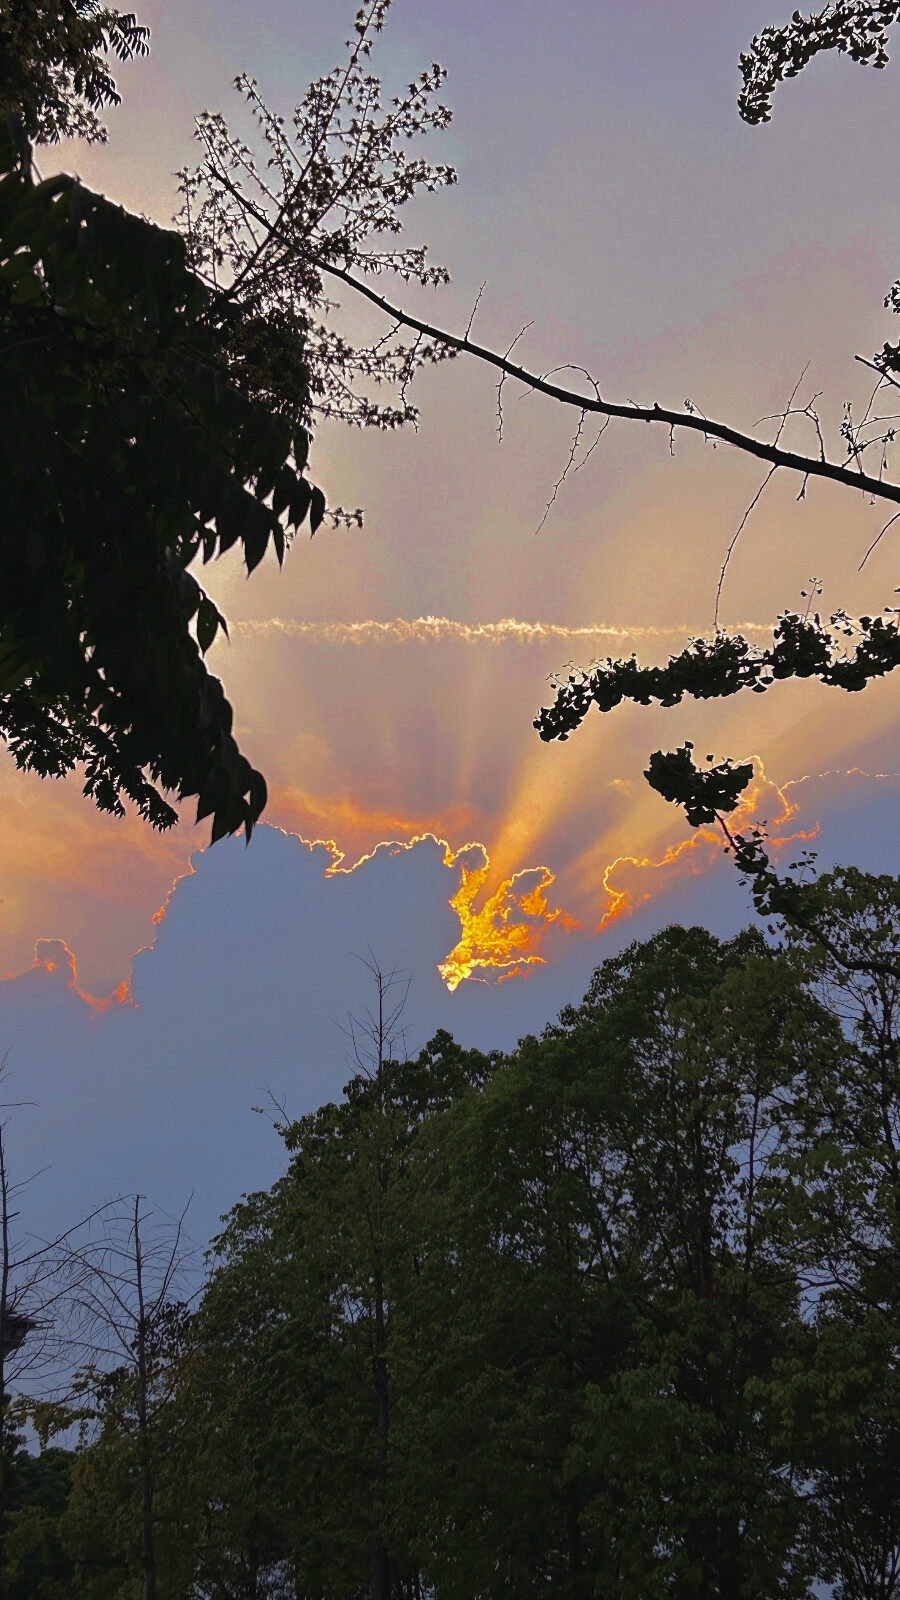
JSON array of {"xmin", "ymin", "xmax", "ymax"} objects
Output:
[
  {"xmin": 288, "ymin": 477, "xmax": 312, "ymax": 529},
  {"xmin": 309, "ymin": 485, "xmax": 326, "ymax": 536},
  {"xmin": 242, "ymin": 501, "xmax": 272, "ymax": 574},
  {"xmin": 196, "ymin": 597, "xmax": 220, "ymax": 653}
]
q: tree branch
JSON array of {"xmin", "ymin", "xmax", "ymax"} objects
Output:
[{"xmin": 318, "ymin": 259, "xmax": 900, "ymax": 508}]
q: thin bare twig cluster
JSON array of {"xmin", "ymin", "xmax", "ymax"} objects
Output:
[{"xmin": 178, "ymin": 0, "xmax": 458, "ymax": 441}]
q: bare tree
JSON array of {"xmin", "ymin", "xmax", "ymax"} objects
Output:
[
  {"xmin": 341, "ymin": 954, "xmax": 412, "ymax": 1600},
  {"xmin": 56, "ymin": 1195, "xmax": 197, "ymax": 1600},
  {"xmin": 0, "ymin": 1055, "xmax": 115, "ymax": 1583}
]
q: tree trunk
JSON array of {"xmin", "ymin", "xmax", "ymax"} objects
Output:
[
  {"xmin": 139, "ymin": 1431, "xmax": 156, "ymax": 1600},
  {"xmin": 133, "ymin": 1198, "xmax": 156, "ymax": 1600},
  {"xmin": 0, "ymin": 1118, "xmax": 11, "ymax": 1599},
  {"xmin": 371, "ymin": 1269, "xmax": 390, "ymax": 1600}
]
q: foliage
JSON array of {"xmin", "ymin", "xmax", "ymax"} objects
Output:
[
  {"xmin": 0, "ymin": 0, "xmax": 461, "ymax": 836},
  {"xmin": 178, "ymin": 0, "xmax": 458, "ymax": 435},
  {"xmin": 11, "ymin": 883, "xmax": 900, "ymax": 1595},
  {"xmin": 535, "ymin": 610, "xmax": 900, "ymax": 741},
  {"xmin": 2, "ymin": 1438, "xmax": 76, "ymax": 1599},
  {"xmin": 0, "ymin": 0, "xmax": 148, "ymax": 150},
  {"xmin": 739, "ymin": 2, "xmax": 900, "ymax": 125},
  {"xmin": 0, "ymin": 114, "xmax": 326, "ymax": 838}
]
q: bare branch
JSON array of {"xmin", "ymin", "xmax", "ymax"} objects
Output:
[
  {"xmin": 465, "ymin": 280, "xmax": 486, "ymax": 339},
  {"xmin": 317, "ymin": 261, "xmax": 900, "ymax": 508},
  {"xmin": 496, "ymin": 322, "xmax": 533, "ymax": 443},
  {"xmin": 714, "ymin": 466, "xmax": 779, "ymax": 630}
]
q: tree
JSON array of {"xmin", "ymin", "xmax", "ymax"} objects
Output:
[
  {"xmin": 48, "ymin": 1196, "xmax": 197, "ymax": 1600},
  {"xmin": 173, "ymin": 929, "xmax": 847, "ymax": 1598},
  {"xmin": 0, "ymin": 1058, "xmax": 91, "ymax": 1594},
  {"xmin": 0, "ymin": 0, "xmax": 149, "ymax": 154},
  {"xmin": 0, "ymin": 2, "xmax": 335, "ymax": 841},
  {"xmin": 178, "ymin": 1006, "xmax": 490, "ymax": 1598},
  {"xmin": 424, "ymin": 927, "xmax": 836, "ymax": 1599},
  {"xmin": 727, "ymin": 866, "xmax": 900, "ymax": 1599},
  {"xmin": 24, "ymin": 896, "xmax": 896, "ymax": 1596},
  {"xmin": 1, "ymin": 1441, "xmax": 76, "ymax": 1600}
]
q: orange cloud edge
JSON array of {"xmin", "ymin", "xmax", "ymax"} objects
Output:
[{"xmin": 3, "ymin": 762, "xmax": 895, "ymax": 1016}]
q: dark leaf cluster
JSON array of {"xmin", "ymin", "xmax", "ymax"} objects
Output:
[
  {"xmin": 644, "ymin": 743, "xmax": 755, "ymax": 827},
  {"xmin": 738, "ymin": 1, "xmax": 900, "ymax": 125},
  {"xmin": 535, "ymin": 609, "xmax": 900, "ymax": 745},
  {"xmin": 0, "ymin": 122, "xmax": 325, "ymax": 838},
  {"xmin": 0, "ymin": 0, "xmax": 149, "ymax": 148}
]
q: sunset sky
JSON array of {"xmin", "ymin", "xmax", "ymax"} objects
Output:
[{"xmin": 5, "ymin": 0, "xmax": 900, "ymax": 1246}]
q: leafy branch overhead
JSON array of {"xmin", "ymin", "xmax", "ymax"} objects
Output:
[
  {"xmin": 0, "ymin": 119, "xmax": 325, "ymax": 840},
  {"xmin": 7, "ymin": 0, "xmax": 900, "ymax": 850},
  {"xmin": 528, "ymin": 0, "xmax": 900, "ymax": 957},
  {"xmin": 535, "ymin": 609, "xmax": 900, "ymax": 742},
  {"xmin": 1, "ymin": 0, "xmax": 464, "ymax": 838},
  {"xmin": 179, "ymin": 0, "xmax": 459, "ymax": 434},
  {"xmin": 739, "ymin": 1, "xmax": 900, "ymax": 124},
  {"xmin": 0, "ymin": 0, "xmax": 150, "ymax": 149}
]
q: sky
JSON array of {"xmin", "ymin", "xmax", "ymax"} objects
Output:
[{"xmin": 5, "ymin": 0, "xmax": 900, "ymax": 1249}]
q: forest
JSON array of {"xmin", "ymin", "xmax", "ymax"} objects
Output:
[{"xmin": 3, "ymin": 867, "xmax": 900, "ymax": 1599}]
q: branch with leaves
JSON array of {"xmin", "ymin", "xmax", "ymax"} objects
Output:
[
  {"xmin": 179, "ymin": 0, "xmax": 458, "ymax": 435},
  {"xmin": 534, "ymin": 609, "xmax": 900, "ymax": 744}
]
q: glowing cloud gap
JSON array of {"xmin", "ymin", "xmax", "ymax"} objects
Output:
[
  {"xmin": 288, "ymin": 829, "xmax": 577, "ymax": 991},
  {"xmin": 11, "ymin": 767, "xmax": 893, "ymax": 1014},
  {"xmin": 596, "ymin": 757, "xmax": 831, "ymax": 932},
  {"xmin": 143, "ymin": 826, "xmax": 576, "ymax": 993},
  {"xmin": 234, "ymin": 617, "xmax": 775, "ymax": 646}
]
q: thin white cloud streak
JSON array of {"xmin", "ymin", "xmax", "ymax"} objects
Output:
[{"xmin": 233, "ymin": 616, "xmax": 775, "ymax": 647}]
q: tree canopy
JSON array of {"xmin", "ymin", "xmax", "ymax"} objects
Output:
[
  {"xmin": 0, "ymin": 2, "xmax": 337, "ymax": 839},
  {"xmin": 0, "ymin": 0, "xmax": 149, "ymax": 152},
  {"xmin": 0, "ymin": 0, "xmax": 461, "ymax": 838},
  {"xmin": 7, "ymin": 877, "xmax": 900, "ymax": 1597}
]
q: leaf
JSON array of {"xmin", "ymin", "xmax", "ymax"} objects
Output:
[
  {"xmin": 242, "ymin": 500, "xmax": 272, "ymax": 574},
  {"xmin": 196, "ymin": 596, "xmax": 220, "ymax": 653},
  {"xmin": 293, "ymin": 428, "xmax": 310, "ymax": 472},
  {"xmin": 309, "ymin": 485, "xmax": 326, "ymax": 536},
  {"xmin": 215, "ymin": 484, "xmax": 248, "ymax": 554},
  {"xmin": 288, "ymin": 477, "xmax": 313, "ymax": 529}
]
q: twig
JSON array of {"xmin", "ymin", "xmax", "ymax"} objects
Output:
[
  {"xmin": 315, "ymin": 261, "xmax": 900, "ymax": 507},
  {"xmin": 465, "ymin": 281, "xmax": 486, "ymax": 339},
  {"xmin": 714, "ymin": 466, "xmax": 778, "ymax": 630},
  {"xmin": 535, "ymin": 408, "xmax": 586, "ymax": 534},
  {"xmin": 496, "ymin": 322, "xmax": 533, "ymax": 442},
  {"xmin": 859, "ymin": 508, "xmax": 900, "ymax": 570}
]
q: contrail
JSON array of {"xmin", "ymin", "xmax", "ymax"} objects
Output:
[{"xmin": 232, "ymin": 616, "xmax": 775, "ymax": 646}]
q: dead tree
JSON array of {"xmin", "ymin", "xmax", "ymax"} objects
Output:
[
  {"xmin": 341, "ymin": 955, "xmax": 412, "ymax": 1600},
  {"xmin": 0, "ymin": 1055, "xmax": 107, "ymax": 1585},
  {"xmin": 57, "ymin": 1194, "xmax": 196, "ymax": 1600}
]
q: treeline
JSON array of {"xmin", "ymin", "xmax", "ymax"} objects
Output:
[{"xmin": 4, "ymin": 866, "xmax": 900, "ymax": 1599}]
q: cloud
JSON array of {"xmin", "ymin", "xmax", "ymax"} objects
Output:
[
  {"xmin": 234, "ymin": 616, "xmax": 775, "ymax": 647},
  {"xmin": 0, "ymin": 828, "xmax": 591, "ymax": 1248},
  {"xmin": 4, "ymin": 769, "xmax": 898, "ymax": 1256},
  {"xmin": 1, "ymin": 938, "xmax": 134, "ymax": 1015}
]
